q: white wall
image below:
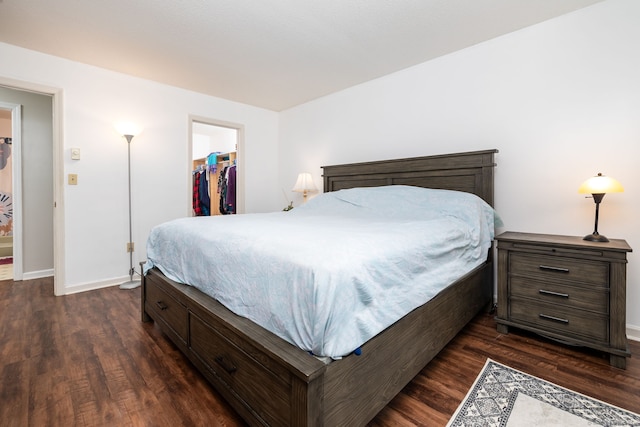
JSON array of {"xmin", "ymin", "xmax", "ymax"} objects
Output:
[
  {"xmin": 279, "ymin": 0, "xmax": 640, "ymax": 333},
  {"xmin": 192, "ymin": 122, "xmax": 237, "ymax": 159},
  {"xmin": 0, "ymin": 42, "xmax": 280, "ymax": 293}
]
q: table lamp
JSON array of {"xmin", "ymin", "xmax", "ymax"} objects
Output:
[{"xmin": 578, "ymin": 173, "xmax": 623, "ymax": 242}]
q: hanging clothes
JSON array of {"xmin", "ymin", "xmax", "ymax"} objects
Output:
[
  {"xmin": 199, "ymin": 170, "xmax": 210, "ymax": 216},
  {"xmin": 216, "ymin": 164, "xmax": 236, "ymax": 215},
  {"xmin": 218, "ymin": 166, "xmax": 228, "ymax": 215},
  {"xmin": 225, "ymin": 164, "xmax": 236, "ymax": 214},
  {"xmin": 193, "ymin": 170, "xmax": 202, "ymax": 216},
  {"xmin": 207, "ymin": 152, "xmax": 219, "ymax": 173},
  {"xmin": 192, "ymin": 167, "xmax": 210, "ymax": 216}
]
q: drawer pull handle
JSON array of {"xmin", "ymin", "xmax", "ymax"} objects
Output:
[
  {"xmin": 215, "ymin": 356, "xmax": 237, "ymax": 374},
  {"xmin": 539, "ymin": 313, "xmax": 569, "ymax": 324},
  {"xmin": 155, "ymin": 301, "xmax": 168, "ymax": 311},
  {"xmin": 539, "ymin": 289, "xmax": 569, "ymax": 298},
  {"xmin": 539, "ymin": 265, "xmax": 569, "ymax": 273}
]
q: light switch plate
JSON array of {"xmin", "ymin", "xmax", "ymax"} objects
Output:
[{"xmin": 71, "ymin": 148, "xmax": 81, "ymax": 160}]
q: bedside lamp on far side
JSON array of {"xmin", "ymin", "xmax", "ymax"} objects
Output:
[
  {"xmin": 578, "ymin": 173, "xmax": 623, "ymax": 242},
  {"xmin": 292, "ymin": 172, "xmax": 318, "ymax": 202}
]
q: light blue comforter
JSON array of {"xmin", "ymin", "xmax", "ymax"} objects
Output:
[{"xmin": 145, "ymin": 185, "xmax": 498, "ymax": 358}]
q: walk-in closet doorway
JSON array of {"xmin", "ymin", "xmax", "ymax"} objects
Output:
[{"xmin": 189, "ymin": 117, "xmax": 244, "ymax": 216}]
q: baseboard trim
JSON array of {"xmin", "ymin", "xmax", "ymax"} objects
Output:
[
  {"xmin": 628, "ymin": 324, "xmax": 640, "ymax": 343},
  {"xmin": 62, "ymin": 274, "xmax": 141, "ymax": 295},
  {"xmin": 22, "ymin": 268, "xmax": 54, "ymax": 280}
]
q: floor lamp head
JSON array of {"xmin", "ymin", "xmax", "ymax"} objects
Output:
[{"xmin": 115, "ymin": 121, "xmax": 142, "ymax": 140}]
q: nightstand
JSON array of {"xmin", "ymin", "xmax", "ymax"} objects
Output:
[{"xmin": 495, "ymin": 231, "xmax": 632, "ymax": 369}]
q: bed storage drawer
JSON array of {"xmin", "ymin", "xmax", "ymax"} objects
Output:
[
  {"xmin": 189, "ymin": 312, "xmax": 292, "ymax": 427},
  {"xmin": 144, "ymin": 276, "xmax": 188, "ymax": 344}
]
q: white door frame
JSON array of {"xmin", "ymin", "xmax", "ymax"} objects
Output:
[
  {"xmin": 188, "ymin": 115, "xmax": 245, "ymax": 215},
  {"xmin": 0, "ymin": 78, "xmax": 64, "ymax": 295},
  {"xmin": 0, "ymin": 102, "xmax": 22, "ymax": 279}
]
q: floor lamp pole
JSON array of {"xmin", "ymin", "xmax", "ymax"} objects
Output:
[{"xmin": 120, "ymin": 134, "xmax": 140, "ymax": 289}]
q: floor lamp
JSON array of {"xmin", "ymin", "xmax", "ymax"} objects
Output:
[{"xmin": 115, "ymin": 122, "xmax": 141, "ymax": 289}]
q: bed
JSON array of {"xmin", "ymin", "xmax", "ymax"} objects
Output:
[{"xmin": 141, "ymin": 149, "xmax": 498, "ymax": 426}]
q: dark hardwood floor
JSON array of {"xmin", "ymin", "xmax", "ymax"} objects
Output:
[{"xmin": 1, "ymin": 277, "xmax": 639, "ymax": 426}]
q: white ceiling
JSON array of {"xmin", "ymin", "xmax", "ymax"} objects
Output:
[{"xmin": 0, "ymin": 0, "xmax": 603, "ymax": 111}]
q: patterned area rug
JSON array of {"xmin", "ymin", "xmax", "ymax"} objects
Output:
[{"xmin": 447, "ymin": 359, "xmax": 640, "ymax": 427}]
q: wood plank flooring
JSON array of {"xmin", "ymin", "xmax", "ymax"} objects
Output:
[{"xmin": 1, "ymin": 276, "xmax": 639, "ymax": 426}]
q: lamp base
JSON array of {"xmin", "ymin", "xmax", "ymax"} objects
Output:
[
  {"xmin": 583, "ymin": 233, "xmax": 609, "ymax": 243},
  {"xmin": 119, "ymin": 279, "xmax": 141, "ymax": 290}
]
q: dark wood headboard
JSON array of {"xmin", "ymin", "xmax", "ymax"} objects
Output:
[{"xmin": 322, "ymin": 149, "xmax": 498, "ymax": 207}]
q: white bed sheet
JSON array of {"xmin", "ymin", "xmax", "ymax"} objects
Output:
[{"xmin": 144, "ymin": 186, "xmax": 498, "ymax": 358}]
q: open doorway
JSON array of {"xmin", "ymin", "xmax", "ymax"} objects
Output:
[
  {"xmin": 190, "ymin": 118, "xmax": 243, "ymax": 216},
  {"xmin": 0, "ymin": 109, "xmax": 13, "ymax": 280},
  {"xmin": 0, "ymin": 80, "xmax": 61, "ymax": 295}
]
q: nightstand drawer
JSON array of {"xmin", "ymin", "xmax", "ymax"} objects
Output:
[
  {"xmin": 510, "ymin": 253, "xmax": 609, "ymax": 287},
  {"xmin": 510, "ymin": 277, "xmax": 609, "ymax": 314},
  {"xmin": 510, "ymin": 298, "xmax": 608, "ymax": 343}
]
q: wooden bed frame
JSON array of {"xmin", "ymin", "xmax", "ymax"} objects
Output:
[{"xmin": 141, "ymin": 149, "xmax": 498, "ymax": 426}]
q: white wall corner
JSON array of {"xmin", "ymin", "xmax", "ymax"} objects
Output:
[{"xmin": 627, "ymin": 324, "xmax": 640, "ymax": 343}]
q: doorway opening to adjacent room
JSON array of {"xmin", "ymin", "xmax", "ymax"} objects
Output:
[
  {"xmin": 189, "ymin": 117, "xmax": 244, "ymax": 216},
  {"xmin": 0, "ymin": 80, "xmax": 61, "ymax": 295},
  {"xmin": 0, "ymin": 107, "xmax": 14, "ymax": 280}
]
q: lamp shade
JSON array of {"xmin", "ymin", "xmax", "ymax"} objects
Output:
[
  {"xmin": 578, "ymin": 173, "xmax": 624, "ymax": 194},
  {"xmin": 292, "ymin": 172, "xmax": 318, "ymax": 193},
  {"xmin": 114, "ymin": 121, "xmax": 142, "ymax": 137}
]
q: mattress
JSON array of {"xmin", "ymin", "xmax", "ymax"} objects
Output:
[{"xmin": 144, "ymin": 185, "xmax": 499, "ymax": 358}]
